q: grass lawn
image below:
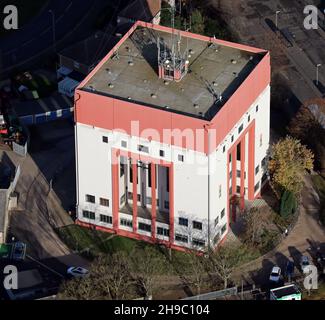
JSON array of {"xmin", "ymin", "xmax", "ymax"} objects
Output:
[
  {"xmin": 0, "ymin": 0, "xmax": 49, "ymax": 37},
  {"xmin": 311, "ymin": 174, "xmax": 325, "ymax": 225},
  {"xmin": 56, "ymin": 224, "xmax": 158, "ymax": 259}
]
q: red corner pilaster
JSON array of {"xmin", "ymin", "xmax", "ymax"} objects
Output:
[
  {"xmin": 112, "ymin": 149, "xmax": 119, "ymax": 231},
  {"xmin": 151, "ymin": 163, "xmax": 156, "ymax": 239},
  {"xmin": 248, "ymin": 122, "xmax": 255, "ymax": 200},
  {"xmin": 231, "ymin": 148, "xmax": 237, "ymax": 195},
  {"xmin": 169, "ymin": 164, "xmax": 174, "ymax": 245},
  {"xmin": 132, "ymin": 160, "xmax": 138, "ymax": 233},
  {"xmin": 240, "ymin": 135, "xmax": 246, "ymax": 210}
]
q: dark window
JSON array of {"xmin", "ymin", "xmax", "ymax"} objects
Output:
[
  {"xmin": 223, "ymin": 145, "xmax": 226, "ymax": 153},
  {"xmin": 238, "ymin": 123, "xmax": 244, "ymax": 134},
  {"xmin": 179, "ymin": 217, "xmax": 188, "ymax": 227},
  {"xmin": 83, "ymin": 210, "xmax": 95, "ymax": 220},
  {"xmin": 192, "ymin": 238, "xmax": 205, "ymax": 247},
  {"xmin": 157, "ymin": 227, "xmax": 169, "ymax": 237},
  {"xmin": 148, "ymin": 164, "xmax": 151, "ymax": 188},
  {"xmin": 255, "ymin": 165, "xmax": 260, "ymax": 175},
  {"xmin": 102, "ymin": 136, "xmax": 108, "ymax": 143},
  {"xmin": 237, "ymin": 143, "xmax": 241, "ymax": 161},
  {"xmin": 256, "ymin": 105, "xmax": 259, "ymax": 112},
  {"xmin": 120, "ymin": 194, "xmax": 126, "ymax": 205},
  {"xmin": 193, "ymin": 221, "xmax": 202, "ymax": 230},
  {"xmin": 237, "ymin": 170, "xmax": 241, "ymax": 178},
  {"xmin": 219, "ymin": 185, "xmax": 222, "ymax": 198},
  {"xmin": 100, "ymin": 215, "xmax": 112, "ymax": 224},
  {"xmin": 175, "ymin": 234, "xmax": 188, "ymax": 243},
  {"xmin": 138, "ymin": 145, "xmax": 149, "ymax": 153},
  {"xmin": 100, "ymin": 198, "xmax": 109, "ymax": 207},
  {"xmin": 159, "ymin": 150, "xmax": 165, "ymax": 157},
  {"xmin": 229, "ymin": 154, "xmax": 232, "ymax": 163},
  {"xmin": 262, "ymin": 173, "xmax": 268, "ymax": 183},
  {"xmin": 165, "ymin": 68, "xmax": 174, "ymax": 78},
  {"xmin": 231, "ymin": 135, "xmax": 234, "ymax": 143},
  {"xmin": 254, "ymin": 182, "xmax": 260, "ymax": 192},
  {"xmin": 221, "ymin": 224, "xmax": 227, "ymax": 234},
  {"xmin": 121, "ymin": 140, "xmax": 127, "ymax": 148},
  {"xmin": 236, "ymin": 186, "xmax": 241, "ymax": 194},
  {"xmin": 129, "ymin": 165, "xmax": 138, "ymax": 184},
  {"xmin": 138, "ymin": 222, "xmax": 151, "ymax": 232},
  {"xmin": 248, "ymin": 115, "xmax": 251, "ymax": 122},
  {"xmin": 220, "ymin": 208, "xmax": 225, "ymax": 219},
  {"xmin": 166, "ymin": 167, "xmax": 169, "ymax": 192},
  {"xmin": 120, "ymin": 160, "xmax": 125, "ymax": 177},
  {"xmin": 178, "ymin": 154, "xmax": 184, "ymax": 162},
  {"xmin": 229, "ymin": 171, "xmax": 232, "ymax": 179},
  {"xmin": 85, "ymin": 194, "xmax": 95, "ymax": 203},
  {"xmin": 214, "ymin": 216, "xmax": 219, "ymax": 226},
  {"xmin": 261, "ymin": 157, "xmax": 267, "ymax": 167},
  {"xmin": 120, "ymin": 218, "xmax": 132, "ymax": 228},
  {"xmin": 164, "ymin": 201, "xmax": 169, "ymax": 209}
]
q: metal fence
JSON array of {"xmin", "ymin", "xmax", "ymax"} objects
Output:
[
  {"xmin": 182, "ymin": 286, "xmax": 238, "ymax": 300},
  {"xmin": 12, "ymin": 141, "xmax": 27, "ymax": 157}
]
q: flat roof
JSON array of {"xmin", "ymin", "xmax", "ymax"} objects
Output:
[{"xmin": 82, "ymin": 25, "xmax": 265, "ymax": 120}]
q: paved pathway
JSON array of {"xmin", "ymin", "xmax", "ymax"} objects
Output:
[{"xmin": 232, "ymin": 174, "xmax": 325, "ymax": 286}]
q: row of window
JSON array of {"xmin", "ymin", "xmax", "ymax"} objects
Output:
[
  {"xmin": 178, "ymin": 217, "xmax": 202, "ymax": 230},
  {"xmin": 85, "ymin": 194, "xmax": 110, "ymax": 207},
  {"xmin": 214, "ymin": 208, "xmax": 225, "ymax": 226},
  {"xmin": 118, "ymin": 140, "xmax": 184, "ymax": 162}
]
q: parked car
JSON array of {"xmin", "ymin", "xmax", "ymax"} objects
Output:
[
  {"xmin": 285, "ymin": 260, "xmax": 295, "ymax": 279},
  {"xmin": 269, "ymin": 266, "xmax": 281, "ymax": 282},
  {"xmin": 300, "ymin": 256, "xmax": 310, "ymax": 273},
  {"xmin": 67, "ymin": 267, "xmax": 89, "ymax": 278},
  {"xmin": 12, "ymin": 242, "xmax": 26, "ymax": 261}
]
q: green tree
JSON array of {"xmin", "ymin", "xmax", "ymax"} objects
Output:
[
  {"xmin": 191, "ymin": 9, "xmax": 205, "ymax": 35},
  {"xmin": 268, "ymin": 136, "xmax": 314, "ymax": 198},
  {"xmin": 280, "ymin": 190, "xmax": 297, "ymax": 218}
]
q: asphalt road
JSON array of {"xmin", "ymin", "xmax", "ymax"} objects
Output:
[{"xmin": 0, "ymin": 0, "xmax": 122, "ymax": 76}]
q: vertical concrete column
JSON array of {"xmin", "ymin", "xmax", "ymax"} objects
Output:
[
  {"xmin": 169, "ymin": 164, "xmax": 174, "ymax": 244},
  {"xmin": 111, "ymin": 150, "xmax": 119, "ymax": 231},
  {"xmin": 248, "ymin": 122, "xmax": 256, "ymax": 200},
  {"xmin": 132, "ymin": 160, "xmax": 138, "ymax": 233},
  {"xmin": 151, "ymin": 163, "xmax": 156, "ymax": 239},
  {"xmin": 240, "ymin": 135, "xmax": 246, "ymax": 210}
]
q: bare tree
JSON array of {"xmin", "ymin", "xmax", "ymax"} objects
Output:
[
  {"xmin": 57, "ymin": 276, "xmax": 100, "ymax": 300},
  {"xmin": 58, "ymin": 252, "xmax": 133, "ymax": 300},
  {"xmin": 130, "ymin": 246, "xmax": 167, "ymax": 299},
  {"xmin": 243, "ymin": 207, "xmax": 270, "ymax": 245},
  {"xmin": 91, "ymin": 253, "xmax": 132, "ymax": 300},
  {"xmin": 179, "ymin": 250, "xmax": 208, "ymax": 296},
  {"xmin": 209, "ymin": 244, "xmax": 241, "ymax": 289}
]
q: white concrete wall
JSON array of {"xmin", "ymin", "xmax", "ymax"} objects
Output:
[{"xmin": 76, "ymin": 85, "xmax": 270, "ymax": 248}]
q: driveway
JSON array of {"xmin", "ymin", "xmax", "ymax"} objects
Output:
[{"xmin": 232, "ymin": 174, "xmax": 325, "ymax": 289}]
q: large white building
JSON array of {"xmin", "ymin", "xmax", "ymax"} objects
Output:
[{"xmin": 74, "ymin": 21, "xmax": 271, "ymax": 251}]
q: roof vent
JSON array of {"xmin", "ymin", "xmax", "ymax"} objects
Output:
[
  {"xmin": 213, "ymin": 81, "xmax": 218, "ymax": 87},
  {"xmin": 189, "ymin": 49, "xmax": 194, "ymax": 54},
  {"xmin": 108, "ymin": 83, "xmax": 114, "ymax": 88},
  {"xmin": 151, "ymin": 94, "xmax": 157, "ymax": 99},
  {"xmin": 128, "ymin": 61, "xmax": 134, "ymax": 66},
  {"xmin": 127, "ymin": 97, "xmax": 132, "ymax": 100},
  {"xmin": 194, "ymin": 104, "xmax": 199, "ymax": 109},
  {"xmin": 164, "ymin": 80, "xmax": 170, "ymax": 86},
  {"xmin": 231, "ymin": 59, "xmax": 237, "ymax": 64}
]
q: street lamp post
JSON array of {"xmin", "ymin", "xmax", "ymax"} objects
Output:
[
  {"xmin": 49, "ymin": 10, "xmax": 56, "ymax": 52},
  {"xmin": 316, "ymin": 64, "xmax": 322, "ymax": 86},
  {"xmin": 275, "ymin": 10, "xmax": 281, "ymax": 29}
]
